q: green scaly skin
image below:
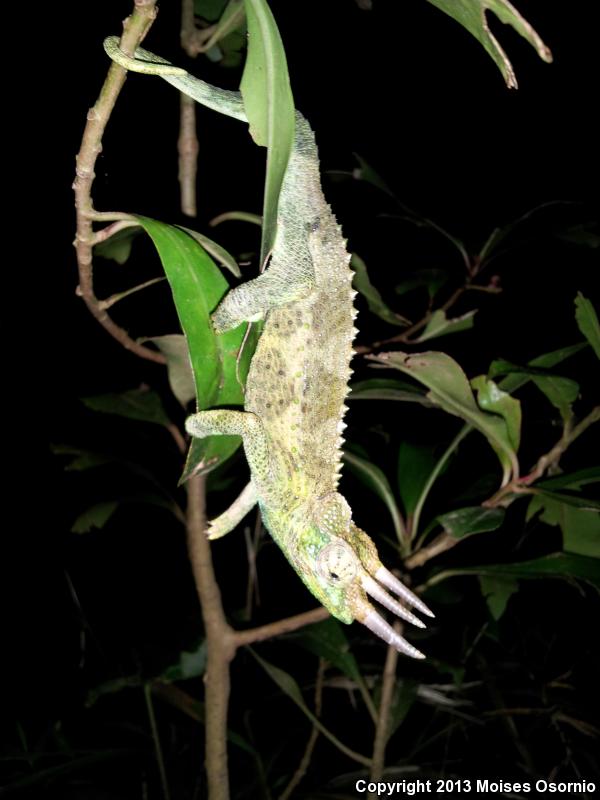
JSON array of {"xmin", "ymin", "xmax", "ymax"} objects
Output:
[{"xmin": 104, "ymin": 37, "xmax": 434, "ymax": 657}]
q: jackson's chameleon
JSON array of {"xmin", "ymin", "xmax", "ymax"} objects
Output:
[{"xmin": 104, "ymin": 37, "xmax": 434, "ymax": 658}]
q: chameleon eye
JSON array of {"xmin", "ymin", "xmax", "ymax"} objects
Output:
[{"xmin": 316, "ymin": 543, "xmax": 357, "ymax": 586}]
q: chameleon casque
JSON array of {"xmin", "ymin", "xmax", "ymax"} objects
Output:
[{"xmin": 105, "ymin": 36, "xmax": 434, "ymax": 658}]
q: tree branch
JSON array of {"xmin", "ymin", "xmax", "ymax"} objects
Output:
[
  {"xmin": 484, "ymin": 405, "xmax": 600, "ymax": 508},
  {"xmin": 234, "ymin": 607, "xmax": 329, "ymax": 647},
  {"xmin": 186, "ymin": 475, "xmax": 235, "ymax": 800},
  {"xmin": 73, "ymin": 0, "xmax": 166, "ymax": 365},
  {"xmin": 369, "ymin": 621, "xmax": 401, "ymax": 791}
]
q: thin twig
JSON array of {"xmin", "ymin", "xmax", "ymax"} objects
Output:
[
  {"xmin": 278, "ymin": 659, "xmax": 326, "ymax": 800},
  {"xmin": 234, "ymin": 607, "xmax": 329, "ymax": 647},
  {"xmin": 144, "ymin": 682, "xmax": 172, "ymax": 800},
  {"xmin": 178, "ymin": 93, "xmax": 199, "ymax": 216},
  {"xmin": 98, "ymin": 277, "xmax": 166, "ymax": 311},
  {"xmin": 73, "ymin": 1, "xmax": 166, "ymax": 364},
  {"xmin": 369, "ymin": 621, "xmax": 401, "ymax": 791},
  {"xmin": 186, "ymin": 475, "xmax": 236, "ymax": 800},
  {"xmin": 484, "ymin": 405, "xmax": 600, "ymax": 508},
  {"xmin": 406, "ymin": 406, "xmax": 600, "ymax": 570},
  {"xmin": 92, "ymin": 218, "xmax": 140, "ymax": 245}
]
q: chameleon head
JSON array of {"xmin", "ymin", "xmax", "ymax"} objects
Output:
[{"xmin": 293, "ymin": 492, "xmax": 434, "ymax": 660}]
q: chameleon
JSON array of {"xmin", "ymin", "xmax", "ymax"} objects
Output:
[{"xmin": 104, "ymin": 36, "xmax": 434, "ymax": 658}]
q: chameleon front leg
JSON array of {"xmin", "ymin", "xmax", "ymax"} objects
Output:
[
  {"xmin": 185, "ymin": 410, "xmax": 271, "ymax": 489},
  {"xmin": 207, "ymin": 481, "xmax": 258, "ymax": 541},
  {"xmin": 212, "ymin": 268, "xmax": 314, "ymax": 333}
]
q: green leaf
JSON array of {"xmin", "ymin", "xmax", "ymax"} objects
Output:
[
  {"xmin": 437, "ymin": 506, "xmax": 505, "ymax": 539},
  {"xmin": 395, "ymin": 268, "xmax": 450, "ymax": 300},
  {"xmin": 71, "ymin": 501, "xmax": 119, "ymax": 534},
  {"xmin": 528, "ymin": 494, "xmax": 600, "ymax": 558},
  {"xmin": 351, "ymin": 254, "xmax": 410, "ymax": 327},
  {"xmin": 248, "ymin": 649, "xmax": 370, "ymax": 766},
  {"xmin": 532, "ymin": 489, "xmax": 600, "ymax": 512},
  {"xmin": 241, "ymin": 0, "xmax": 295, "ymax": 267},
  {"xmin": 94, "ymin": 225, "xmax": 140, "ymax": 264},
  {"xmin": 178, "ymin": 225, "xmax": 241, "ymax": 277},
  {"xmin": 142, "ymin": 335, "xmax": 196, "ymax": 407},
  {"xmin": 197, "ymin": 0, "xmax": 246, "ymax": 54},
  {"xmin": 135, "ymin": 216, "xmax": 259, "ymax": 477},
  {"xmin": 349, "ymin": 378, "xmax": 433, "ymax": 406},
  {"xmin": 51, "ymin": 445, "xmax": 115, "ymax": 472},
  {"xmin": 491, "ymin": 360, "xmax": 580, "ymax": 417},
  {"xmin": 489, "ymin": 359, "xmax": 579, "ymax": 419},
  {"xmin": 471, "ymin": 375, "xmax": 521, "ymax": 451},
  {"xmin": 428, "ymin": 553, "xmax": 600, "ymax": 591},
  {"xmin": 575, "ymin": 292, "xmax": 600, "ymax": 360},
  {"xmin": 290, "ymin": 618, "xmax": 361, "ymax": 684},
  {"xmin": 423, "ymin": 0, "xmax": 552, "ymax": 88},
  {"xmin": 82, "ymin": 388, "xmax": 171, "ymax": 427},
  {"xmin": 478, "ymin": 575, "xmax": 519, "ymax": 620},
  {"xmin": 537, "ymin": 466, "xmax": 600, "ymax": 491},
  {"xmin": 352, "ymin": 153, "xmax": 395, "ymax": 197},
  {"xmin": 414, "ymin": 309, "xmax": 477, "ymax": 342},
  {"xmin": 210, "ymin": 210, "xmax": 262, "ymax": 227},
  {"xmin": 397, "ymin": 442, "xmax": 439, "ymax": 516},
  {"xmin": 370, "ymin": 351, "xmax": 518, "ymax": 483},
  {"xmin": 290, "ymin": 618, "xmax": 375, "ymax": 715},
  {"xmin": 532, "ymin": 376, "xmax": 579, "ymax": 420},
  {"xmin": 161, "ymin": 641, "xmax": 208, "ymax": 681},
  {"xmin": 387, "ymin": 680, "xmax": 418, "ymax": 739},
  {"xmin": 343, "ymin": 449, "xmax": 405, "ymax": 543},
  {"xmin": 496, "ymin": 343, "xmax": 586, "ymax": 394}
]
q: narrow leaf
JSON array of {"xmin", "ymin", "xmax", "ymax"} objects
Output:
[
  {"xmin": 528, "ymin": 494, "xmax": 600, "ymax": 558},
  {"xmin": 343, "ymin": 449, "xmax": 405, "ymax": 543},
  {"xmin": 351, "ymin": 254, "xmax": 410, "ymax": 327},
  {"xmin": 72, "ymin": 501, "xmax": 119, "ymax": 534},
  {"xmin": 397, "ymin": 442, "xmax": 439, "ymax": 516},
  {"xmin": 479, "ymin": 575, "xmax": 518, "ymax": 620},
  {"xmin": 290, "ymin": 619, "xmax": 362, "ymax": 685},
  {"xmin": 428, "ymin": 553, "xmax": 600, "ymax": 591},
  {"xmin": 395, "ymin": 268, "xmax": 450, "ymax": 300},
  {"xmin": 142, "ymin": 335, "xmax": 196, "ymax": 407},
  {"xmin": 414, "ymin": 309, "xmax": 476, "ymax": 342},
  {"xmin": 423, "ymin": 0, "xmax": 552, "ymax": 88},
  {"xmin": 94, "ymin": 226, "xmax": 140, "ymax": 264},
  {"xmin": 370, "ymin": 351, "xmax": 518, "ymax": 483},
  {"xmin": 471, "ymin": 375, "xmax": 521, "ymax": 451},
  {"xmin": 82, "ymin": 388, "xmax": 170, "ymax": 427},
  {"xmin": 178, "ymin": 225, "xmax": 241, "ymax": 277},
  {"xmin": 135, "ymin": 217, "xmax": 259, "ymax": 477},
  {"xmin": 533, "ymin": 489, "xmax": 600, "ymax": 512},
  {"xmin": 349, "ymin": 378, "xmax": 433, "ymax": 406},
  {"xmin": 249, "ymin": 649, "xmax": 371, "ymax": 766},
  {"xmin": 575, "ymin": 292, "xmax": 600, "ymax": 359},
  {"xmin": 496, "ymin": 342, "xmax": 586, "ymax": 394},
  {"xmin": 537, "ymin": 466, "xmax": 600, "ymax": 491},
  {"xmin": 438, "ymin": 506, "xmax": 505, "ymax": 539},
  {"xmin": 241, "ymin": 0, "xmax": 295, "ymax": 267}
]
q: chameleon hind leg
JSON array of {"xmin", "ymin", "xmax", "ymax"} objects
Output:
[
  {"xmin": 207, "ymin": 481, "xmax": 258, "ymax": 541},
  {"xmin": 212, "ymin": 268, "xmax": 315, "ymax": 333},
  {"xmin": 185, "ymin": 409, "xmax": 271, "ymax": 488}
]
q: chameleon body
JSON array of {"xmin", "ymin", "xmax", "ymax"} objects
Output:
[{"xmin": 105, "ymin": 37, "xmax": 434, "ymax": 657}]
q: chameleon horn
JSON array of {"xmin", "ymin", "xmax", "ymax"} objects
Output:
[
  {"xmin": 361, "ymin": 575, "xmax": 426, "ymax": 629},
  {"xmin": 362, "ymin": 608, "xmax": 425, "ymax": 660},
  {"xmin": 375, "ymin": 566, "xmax": 435, "ymax": 618}
]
